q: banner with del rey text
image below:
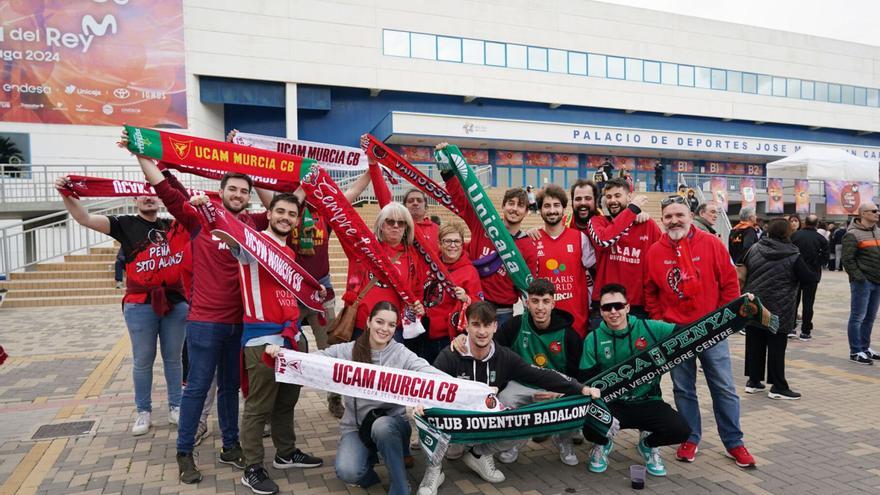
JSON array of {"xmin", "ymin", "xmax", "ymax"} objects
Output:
[
  {"xmin": 0, "ymin": 0, "xmax": 186, "ymax": 127},
  {"xmin": 794, "ymin": 179, "xmax": 810, "ymax": 215},
  {"xmin": 232, "ymin": 132, "xmax": 368, "ymax": 171},
  {"xmin": 825, "ymin": 181, "xmax": 876, "ymax": 215},
  {"xmin": 274, "ymin": 349, "xmax": 502, "ymax": 412},
  {"xmin": 766, "ymin": 178, "xmax": 784, "ymax": 214}
]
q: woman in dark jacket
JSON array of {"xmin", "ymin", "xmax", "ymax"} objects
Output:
[{"xmin": 739, "ymin": 218, "xmax": 816, "ymax": 400}]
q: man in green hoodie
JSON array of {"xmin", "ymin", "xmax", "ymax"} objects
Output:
[
  {"xmin": 841, "ymin": 202, "xmax": 880, "ymax": 364},
  {"xmin": 580, "ymin": 283, "xmax": 691, "ymax": 477}
]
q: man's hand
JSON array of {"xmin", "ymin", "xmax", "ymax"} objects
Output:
[
  {"xmin": 434, "ymin": 142, "xmax": 449, "ymax": 151},
  {"xmin": 117, "ymin": 129, "xmax": 130, "ymax": 150},
  {"xmin": 631, "ymin": 194, "xmax": 648, "ymax": 209},
  {"xmin": 412, "ymin": 301, "xmax": 425, "ymax": 317},
  {"xmin": 526, "ymin": 227, "xmax": 542, "ymax": 241},
  {"xmin": 532, "ymin": 391, "xmax": 563, "ymax": 401},
  {"xmin": 226, "ymin": 128, "xmax": 239, "ymax": 143},
  {"xmin": 414, "ymin": 405, "xmax": 426, "ymax": 417},
  {"xmin": 635, "ymin": 212, "xmax": 650, "ymax": 224},
  {"xmin": 450, "ymin": 333, "xmax": 467, "ymax": 354},
  {"xmin": 319, "ymin": 287, "xmax": 328, "ymax": 300},
  {"xmin": 54, "ymin": 176, "xmax": 70, "ymax": 191},
  {"xmin": 189, "ymin": 194, "xmax": 210, "ymax": 207},
  {"xmin": 265, "ymin": 344, "xmax": 281, "ymax": 358},
  {"xmin": 581, "ymin": 386, "xmax": 601, "ymax": 399},
  {"xmin": 453, "ymin": 287, "xmax": 469, "ymax": 303}
]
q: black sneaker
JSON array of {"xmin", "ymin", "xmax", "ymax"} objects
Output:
[
  {"xmin": 850, "ymin": 352, "xmax": 874, "ymax": 365},
  {"xmin": 273, "ymin": 448, "xmax": 323, "ymax": 469},
  {"xmin": 798, "ymin": 333, "xmax": 812, "ymax": 341},
  {"xmin": 177, "ymin": 452, "xmax": 202, "ymax": 484},
  {"xmin": 867, "ymin": 348, "xmax": 880, "ymax": 360},
  {"xmin": 220, "ymin": 444, "xmax": 245, "ymax": 469},
  {"xmin": 241, "ymin": 464, "xmax": 279, "ymax": 495},
  {"xmin": 768, "ymin": 388, "xmax": 802, "ymax": 400},
  {"xmin": 744, "ymin": 380, "xmax": 765, "ymax": 394}
]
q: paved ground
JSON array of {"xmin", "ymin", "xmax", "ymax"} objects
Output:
[{"xmin": 1, "ymin": 270, "xmax": 879, "ymax": 495}]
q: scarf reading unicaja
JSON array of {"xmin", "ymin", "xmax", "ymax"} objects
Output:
[{"xmin": 434, "ymin": 144, "xmax": 533, "ymax": 294}]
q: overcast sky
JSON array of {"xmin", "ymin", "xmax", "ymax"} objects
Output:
[{"xmin": 598, "ymin": 0, "xmax": 880, "ymax": 47}]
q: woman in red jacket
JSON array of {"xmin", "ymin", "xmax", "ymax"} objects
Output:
[{"xmin": 419, "ymin": 221, "xmax": 484, "ymax": 363}]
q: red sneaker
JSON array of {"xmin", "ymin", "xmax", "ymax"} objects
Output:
[
  {"xmin": 675, "ymin": 441, "xmax": 698, "ymax": 462},
  {"xmin": 727, "ymin": 445, "xmax": 756, "ymax": 469}
]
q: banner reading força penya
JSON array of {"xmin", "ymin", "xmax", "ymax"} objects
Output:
[
  {"xmin": 58, "ymin": 175, "xmax": 217, "ymax": 200},
  {"xmin": 585, "ymin": 295, "xmax": 778, "ymax": 403},
  {"xmin": 273, "ymin": 348, "xmax": 501, "ymax": 412},
  {"xmin": 193, "ymin": 199, "xmax": 325, "ymax": 313},
  {"xmin": 434, "ymin": 144, "xmax": 533, "ymax": 294},
  {"xmin": 125, "ymin": 126, "xmax": 316, "ymax": 184},
  {"xmin": 361, "ymin": 134, "xmax": 461, "ymax": 215},
  {"xmin": 825, "ymin": 181, "xmax": 876, "ymax": 215},
  {"xmin": 233, "ymin": 132, "xmax": 368, "ymax": 171}
]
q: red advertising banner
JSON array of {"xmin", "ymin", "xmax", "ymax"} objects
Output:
[
  {"xmin": 636, "ymin": 158, "xmax": 658, "ymax": 171},
  {"xmin": 825, "ymin": 181, "xmax": 875, "ymax": 215},
  {"xmin": 613, "ymin": 157, "xmax": 635, "ymax": 171},
  {"xmin": 552, "ymin": 153, "xmax": 578, "ymax": 168},
  {"xmin": 0, "ymin": 0, "xmax": 187, "ymax": 127},
  {"xmin": 740, "ymin": 178, "xmax": 757, "ymax": 210},
  {"xmin": 710, "ymin": 177, "xmax": 728, "ymax": 211},
  {"xmin": 525, "ymin": 152, "xmax": 551, "ymax": 167},
  {"xmin": 794, "ymin": 179, "xmax": 810, "ymax": 215},
  {"xmin": 766, "ymin": 178, "xmax": 784, "ymax": 214},
  {"xmin": 496, "ymin": 150, "xmax": 523, "ymax": 166},
  {"xmin": 461, "ymin": 149, "xmax": 489, "ymax": 165},
  {"xmin": 587, "ymin": 156, "xmax": 613, "ymax": 169},
  {"xmin": 399, "ymin": 146, "xmax": 433, "ymax": 163}
]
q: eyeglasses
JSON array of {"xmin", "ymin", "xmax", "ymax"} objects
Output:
[
  {"xmin": 600, "ymin": 302, "xmax": 627, "ymax": 312},
  {"xmin": 660, "ymin": 195, "xmax": 687, "ymax": 207},
  {"xmin": 384, "ymin": 218, "xmax": 407, "ymax": 228},
  {"xmin": 441, "ymin": 238, "xmax": 463, "ymax": 246},
  {"xmin": 866, "ymin": 209, "xmax": 879, "ymax": 214}
]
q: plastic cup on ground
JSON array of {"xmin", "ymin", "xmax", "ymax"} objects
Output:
[{"xmin": 630, "ymin": 464, "xmax": 646, "ymax": 489}]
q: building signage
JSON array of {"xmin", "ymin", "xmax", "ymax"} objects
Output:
[{"xmin": 391, "ymin": 113, "xmax": 880, "ymax": 161}]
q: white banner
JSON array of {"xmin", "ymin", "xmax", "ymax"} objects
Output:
[
  {"xmin": 233, "ymin": 132, "xmax": 368, "ymax": 171},
  {"xmin": 275, "ymin": 349, "xmax": 502, "ymax": 412}
]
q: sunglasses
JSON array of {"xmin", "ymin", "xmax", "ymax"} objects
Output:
[
  {"xmin": 866, "ymin": 209, "xmax": 879, "ymax": 214},
  {"xmin": 441, "ymin": 238, "xmax": 463, "ymax": 246},
  {"xmin": 384, "ymin": 218, "xmax": 407, "ymax": 228},
  {"xmin": 600, "ymin": 302, "xmax": 627, "ymax": 312},
  {"xmin": 660, "ymin": 195, "xmax": 687, "ymax": 207}
]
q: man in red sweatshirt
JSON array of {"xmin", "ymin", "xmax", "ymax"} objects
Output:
[
  {"xmin": 589, "ymin": 178, "xmax": 660, "ymax": 327},
  {"xmin": 644, "ymin": 196, "xmax": 756, "ymax": 470}
]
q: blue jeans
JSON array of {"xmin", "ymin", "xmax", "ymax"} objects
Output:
[
  {"xmin": 335, "ymin": 415, "xmax": 411, "ymax": 495},
  {"xmin": 123, "ymin": 302, "xmax": 187, "ymax": 412},
  {"xmin": 847, "ymin": 280, "xmax": 880, "ymax": 354},
  {"xmin": 177, "ymin": 321, "xmax": 243, "ymax": 454},
  {"xmin": 671, "ymin": 339, "xmax": 743, "ymax": 449}
]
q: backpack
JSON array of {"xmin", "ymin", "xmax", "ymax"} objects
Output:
[{"xmin": 728, "ymin": 228, "xmax": 750, "ymax": 263}]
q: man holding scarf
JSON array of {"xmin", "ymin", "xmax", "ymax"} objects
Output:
[
  {"xmin": 404, "ymin": 188, "xmax": 440, "ymax": 246},
  {"xmin": 644, "ymin": 196, "xmax": 756, "ymax": 469}
]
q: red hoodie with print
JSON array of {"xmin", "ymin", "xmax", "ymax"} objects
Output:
[
  {"xmin": 644, "ymin": 225, "xmax": 740, "ymax": 324},
  {"xmin": 424, "ymin": 253, "xmax": 484, "ymax": 340}
]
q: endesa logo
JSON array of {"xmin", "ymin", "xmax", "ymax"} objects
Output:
[{"xmin": 3, "ymin": 83, "xmax": 51, "ymax": 94}]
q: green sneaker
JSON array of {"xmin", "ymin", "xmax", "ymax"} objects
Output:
[
  {"xmin": 587, "ymin": 439, "xmax": 613, "ymax": 473},
  {"xmin": 637, "ymin": 431, "xmax": 667, "ymax": 477},
  {"xmin": 219, "ymin": 444, "xmax": 245, "ymax": 470}
]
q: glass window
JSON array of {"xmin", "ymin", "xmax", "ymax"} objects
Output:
[
  {"xmin": 485, "ymin": 41, "xmax": 505, "ymax": 66},
  {"xmin": 411, "ymin": 33, "xmax": 436, "ymax": 60},
  {"xmin": 867, "ymin": 88, "xmax": 879, "ymax": 107},
  {"xmin": 568, "ymin": 51, "xmax": 587, "ymax": 75},
  {"xmin": 383, "ymin": 30, "xmax": 410, "ymax": 57},
  {"xmin": 678, "ymin": 65, "xmax": 695, "ymax": 86},
  {"xmin": 462, "ymin": 39, "xmax": 484, "ymax": 64},
  {"xmin": 548, "ymin": 49, "xmax": 567, "ymax": 73},
  {"xmin": 828, "ymin": 84, "xmax": 841, "ymax": 103},
  {"xmin": 661, "ymin": 63, "xmax": 677, "ymax": 85},
  {"xmin": 507, "ymin": 44, "xmax": 526, "ymax": 69},
  {"xmin": 588, "ymin": 53, "xmax": 606, "ymax": 77},
  {"xmin": 695, "ymin": 67, "xmax": 711, "ymax": 88},
  {"xmin": 854, "ymin": 87, "xmax": 867, "ymax": 106},
  {"xmin": 815, "ymin": 82, "xmax": 828, "ymax": 101},
  {"xmin": 625, "ymin": 58, "xmax": 642, "ymax": 81},
  {"xmin": 727, "ymin": 71, "xmax": 742, "ymax": 92},
  {"xmin": 607, "ymin": 56, "xmax": 625, "ymax": 79},
  {"xmin": 801, "ymin": 80, "xmax": 815, "ymax": 100},
  {"xmin": 644, "ymin": 61, "xmax": 660, "ymax": 83},
  {"xmin": 786, "ymin": 78, "xmax": 800, "ymax": 99},
  {"xmin": 711, "ymin": 69, "xmax": 726, "ymax": 90},
  {"xmin": 437, "ymin": 36, "xmax": 461, "ymax": 62},
  {"xmin": 742, "ymin": 73, "xmax": 757, "ymax": 93},
  {"xmin": 772, "ymin": 77, "xmax": 786, "ymax": 96},
  {"xmin": 757, "ymin": 75, "xmax": 772, "ymax": 95},
  {"xmin": 841, "ymin": 85, "xmax": 854, "ymax": 104},
  {"xmin": 528, "ymin": 46, "xmax": 547, "ymax": 71}
]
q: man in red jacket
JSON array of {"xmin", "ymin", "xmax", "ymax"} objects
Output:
[
  {"xmin": 404, "ymin": 188, "xmax": 439, "ymax": 246},
  {"xmin": 589, "ymin": 178, "xmax": 660, "ymax": 328},
  {"xmin": 644, "ymin": 196, "xmax": 756, "ymax": 469}
]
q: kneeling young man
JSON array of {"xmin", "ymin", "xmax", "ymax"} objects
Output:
[
  {"xmin": 580, "ymin": 284, "xmax": 691, "ymax": 477},
  {"xmin": 418, "ymin": 301, "xmax": 600, "ymax": 494}
]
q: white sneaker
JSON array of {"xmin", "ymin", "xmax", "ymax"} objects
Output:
[
  {"xmin": 496, "ymin": 446, "xmax": 519, "ymax": 464},
  {"xmin": 132, "ymin": 411, "xmax": 151, "ymax": 436},
  {"xmin": 417, "ymin": 464, "xmax": 445, "ymax": 495},
  {"xmin": 462, "ymin": 450, "xmax": 505, "ymax": 483},
  {"xmin": 551, "ymin": 435, "xmax": 578, "ymax": 466},
  {"xmin": 445, "ymin": 444, "xmax": 465, "ymax": 460},
  {"xmin": 169, "ymin": 406, "xmax": 180, "ymax": 425}
]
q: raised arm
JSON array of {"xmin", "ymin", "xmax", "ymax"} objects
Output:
[
  {"xmin": 54, "ymin": 176, "xmax": 110, "ymax": 234},
  {"xmin": 343, "ymin": 169, "xmax": 372, "ymax": 204}
]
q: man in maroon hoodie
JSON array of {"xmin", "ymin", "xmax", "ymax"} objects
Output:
[{"xmin": 644, "ymin": 196, "xmax": 756, "ymax": 470}]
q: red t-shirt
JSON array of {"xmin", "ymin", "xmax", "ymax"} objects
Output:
[
  {"xmin": 534, "ymin": 228, "xmax": 595, "ymax": 337},
  {"xmin": 236, "ymin": 231, "xmax": 300, "ymax": 325},
  {"xmin": 644, "ymin": 226, "xmax": 741, "ymax": 325},
  {"xmin": 424, "ymin": 254, "xmax": 484, "ymax": 340},
  {"xmin": 588, "ymin": 207, "xmax": 661, "ymax": 306},
  {"xmin": 154, "ymin": 180, "xmax": 268, "ymax": 324}
]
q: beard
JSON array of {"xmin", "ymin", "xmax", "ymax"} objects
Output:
[
  {"xmin": 542, "ymin": 214, "xmax": 562, "ymax": 226},
  {"xmin": 667, "ymin": 226, "xmax": 688, "ymax": 240},
  {"xmin": 269, "ymin": 222, "xmax": 291, "ymax": 237},
  {"xmin": 222, "ymin": 197, "xmax": 246, "ymax": 214}
]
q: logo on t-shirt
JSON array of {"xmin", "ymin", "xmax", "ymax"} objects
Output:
[
  {"xmin": 635, "ymin": 337, "xmax": 648, "ymax": 350},
  {"xmin": 549, "ymin": 341, "xmax": 562, "ymax": 354},
  {"xmin": 147, "ymin": 229, "xmax": 167, "ymax": 245},
  {"xmin": 534, "ymin": 353, "xmax": 548, "ymax": 367},
  {"xmin": 666, "ymin": 266, "xmax": 683, "ymax": 298}
]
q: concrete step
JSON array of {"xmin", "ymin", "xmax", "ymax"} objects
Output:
[
  {"xmin": 10, "ymin": 270, "xmax": 115, "ymax": 280},
  {"xmin": 36, "ymin": 261, "xmax": 113, "ymax": 272},
  {"xmin": 0, "ymin": 278, "xmax": 116, "ymax": 290},
  {"xmin": 5, "ymin": 287, "xmax": 123, "ymax": 299},
  {"xmin": 2, "ymin": 294, "xmax": 123, "ymax": 308},
  {"xmin": 89, "ymin": 247, "xmax": 119, "ymax": 255},
  {"xmin": 65, "ymin": 254, "xmax": 117, "ymax": 263}
]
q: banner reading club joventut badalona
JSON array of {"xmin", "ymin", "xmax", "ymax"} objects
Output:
[{"xmin": 0, "ymin": 0, "xmax": 186, "ymax": 127}]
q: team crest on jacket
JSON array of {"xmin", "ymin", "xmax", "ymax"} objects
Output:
[
  {"xmin": 603, "ymin": 346, "xmax": 612, "ymax": 359},
  {"xmin": 666, "ymin": 266, "xmax": 684, "ymax": 298},
  {"xmin": 534, "ymin": 353, "xmax": 548, "ymax": 367},
  {"xmin": 635, "ymin": 337, "xmax": 648, "ymax": 350},
  {"xmin": 549, "ymin": 341, "xmax": 562, "ymax": 354}
]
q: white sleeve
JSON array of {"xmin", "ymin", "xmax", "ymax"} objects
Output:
[
  {"xmin": 231, "ymin": 245, "xmax": 256, "ymax": 265},
  {"xmin": 581, "ymin": 232, "xmax": 596, "ymax": 269}
]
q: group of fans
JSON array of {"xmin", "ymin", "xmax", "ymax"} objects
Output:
[{"xmin": 55, "ymin": 132, "xmax": 768, "ymax": 495}]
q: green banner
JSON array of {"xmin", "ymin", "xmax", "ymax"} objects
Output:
[{"xmin": 434, "ymin": 144, "xmax": 532, "ymax": 294}]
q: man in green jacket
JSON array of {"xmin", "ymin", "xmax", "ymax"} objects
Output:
[
  {"xmin": 841, "ymin": 203, "xmax": 880, "ymax": 365},
  {"xmin": 580, "ymin": 284, "xmax": 691, "ymax": 477}
]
